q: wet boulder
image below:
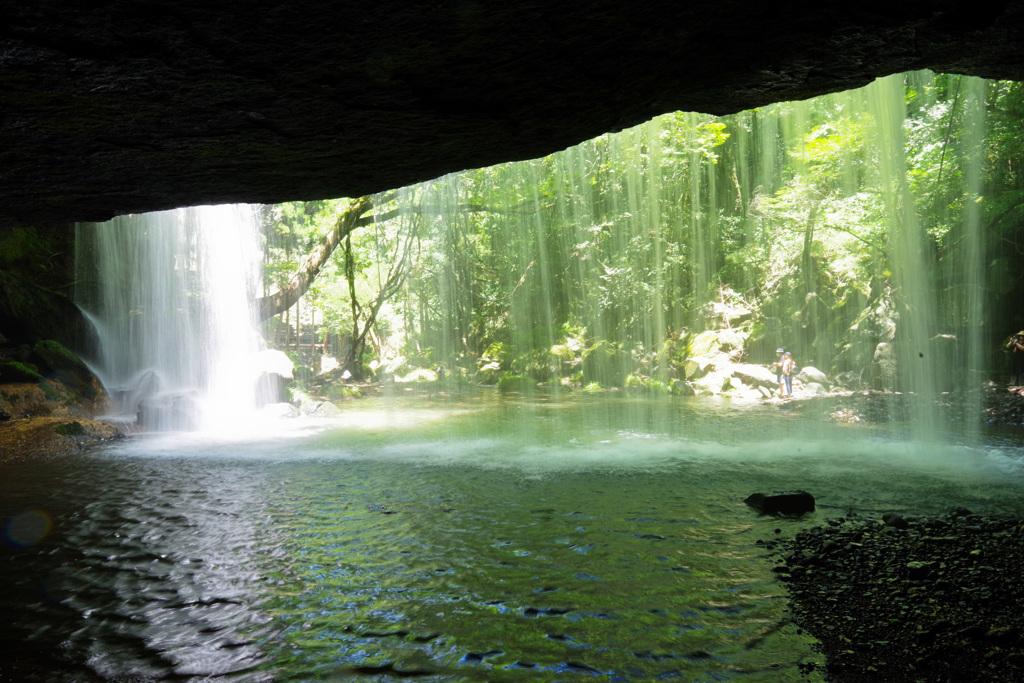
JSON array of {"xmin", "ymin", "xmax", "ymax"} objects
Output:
[
  {"xmin": 137, "ymin": 393, "xmax": 201, "ymax": 431},
  {"xmin": 796, "ymin": 365, "xmax": 829, "ymax": 387},
  {"xmin": 28, "ymin": 340, "xmax": 106, "ymax": 406},
  {"xmin": 732, "ymin": 363, "xmax": 779, "ymax": 390},
  {"xmin": 744, "ymin": 490, "xmax": 815, "ymax": 515},
  {"xmin": 803, "ymin": 382, "xmax": 829, "ymax": 396}
]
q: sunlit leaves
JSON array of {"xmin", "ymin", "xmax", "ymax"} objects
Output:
[{"xmin": 258, "ymin": 70, "xmax": 1017, "ymax": 381}]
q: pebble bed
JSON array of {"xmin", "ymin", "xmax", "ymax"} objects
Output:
[{"xmin": 762, "ymin": 509, "xmax": 1024, "ymax": 682}]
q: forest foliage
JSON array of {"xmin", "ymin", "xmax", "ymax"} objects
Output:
[{"xmin": 257, "ymin": 71, "xmax": 1024, "ymax": 394}]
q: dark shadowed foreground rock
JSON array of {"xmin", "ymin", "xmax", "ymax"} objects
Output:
[
  {"xmin": 762, "ymin": 510, "xmax": 1024, "ymax": 682},
  {"xmin": 745, "ymin": 490, "xmax": 816, "ymax": 515}
]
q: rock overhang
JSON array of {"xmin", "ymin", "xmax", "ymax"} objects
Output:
[{"xmin": 2, "ymin": 0, "xmax": 1024, "ymax": 227}]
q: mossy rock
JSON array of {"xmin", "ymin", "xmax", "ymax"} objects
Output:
[
  {"xmin": 30, "ymin": 340, "xmax": 91, "ymax": 375},
  {"xmin": 0, "ymin": 271, "xmax": 95, "ymax": 348},
  {"xmin": 688, "ymin": 330, "xmax": 723, "ymax": 357},
  {"xmin": 0, "ymin": 417, "xmax": 126, "ymax": 461},
  {"xmin": 0, "ymin": 361, "xmax": 42, "ymax": 383},
  {"xmin": 24, "ymin": 340, "xmax": 106, "ymax": 409},
  {"xmin": 476, "ymin": 360, "xmax": 502, "ymax": 385},
  {"xmin": 688, "ymin": 328, "xmax": 747, "ymax": 358},
  {"xmin": 53, "ymin": 421, "xmax": 86, "ymax": 436},
  {"xmin": 624, "ymin": 373, "xmax": 671, "ymax": 394}
]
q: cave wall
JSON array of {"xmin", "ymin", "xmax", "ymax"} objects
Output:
[{"xmin": 2, "ymin": 1, "xmax": 1024, "ymax": 228}]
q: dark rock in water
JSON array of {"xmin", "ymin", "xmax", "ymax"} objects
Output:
[
  {"xmin": 883, "ymin": 512, "xmax": 911, "ymax": 529},
  {"xmin": 744, "ymin": 490, "xmax": 815, "ymax": 515}
]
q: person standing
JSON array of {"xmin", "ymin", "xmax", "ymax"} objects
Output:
[
  {"xmin": 1006, "ymin": 331, "xmax": 1024, "ymax": 385},
  {"xmin": 772, "ymin": 348, "xmax": 795, "ymax": 398},
  {"xmin": 781, "ymin": 351, "xmax": 795, "ymax": 397}
]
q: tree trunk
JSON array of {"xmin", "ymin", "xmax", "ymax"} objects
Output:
[
  {"xmin": 256, "ymin": 196, "xmax": 373, "ymax": 321},
  {"xmin": 344, "ymin": 234, "xmax": 363, "ymax": 378}
]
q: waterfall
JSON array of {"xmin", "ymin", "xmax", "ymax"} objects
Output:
[
  {"xmin": 75, "ymin": 204, "xmax": 273, "ymax": 431},
  {"xmin": 72, "ymin": 71, "xmax": 990, "ymax": 443}
]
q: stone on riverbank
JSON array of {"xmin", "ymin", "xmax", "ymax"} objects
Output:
[{"xmin": 744, "ymin": 490, "xmax": 816, "ymax": 515}]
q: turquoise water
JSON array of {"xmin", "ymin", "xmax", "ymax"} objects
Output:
[{"xmin": 4, "ymin": 392, "xmax": 1024, "ymax": 681}]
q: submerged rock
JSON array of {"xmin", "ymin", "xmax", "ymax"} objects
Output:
[
  {"xmin": 137, "ymin": 393, "xmax": 201, "ymax": 431},
  {"xmin": 744, "ymin": 490, "xmax": 816, "ymax": 515}
]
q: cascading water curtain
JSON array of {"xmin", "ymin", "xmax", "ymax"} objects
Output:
[{"xmin": 76, "ymin": 204, "xmax": 266, "ymax": 431}]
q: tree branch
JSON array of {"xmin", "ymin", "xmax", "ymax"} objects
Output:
[{"xmin": 256, "ymin": 196, "xmax": 373, "ymax": 320}]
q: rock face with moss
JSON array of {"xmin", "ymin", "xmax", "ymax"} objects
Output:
[
  {"xmin": 0, "ymin": 340, "xmax": 106, "ymax": 415},
  {"xmin": 0, "ymin": 272, "xmax": 94, "ymax": 350},
  {"xmin": 0, "ymin": 339, "xmax": 120, "ymax": 460}
]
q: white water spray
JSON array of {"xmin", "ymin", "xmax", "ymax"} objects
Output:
[{"xmin": 76, "ymin": 204, "xmax": 276, "ymax": 431}]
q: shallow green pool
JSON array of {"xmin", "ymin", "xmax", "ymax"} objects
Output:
[{"xmin": 3, "ymin": 392, "xmax": 1023, "ymax": 681}]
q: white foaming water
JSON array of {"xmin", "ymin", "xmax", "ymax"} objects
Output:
[
  {"xmin": 96, "ymin": 397, "xmax": 1024, "ymax": 494},
  {"xmin": 77, "ymin": 204, "xmax": 275, "ymax": 432}
]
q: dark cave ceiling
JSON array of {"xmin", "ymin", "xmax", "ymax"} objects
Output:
[{"xmin": 2, "ymin": 0, "xmax": 1024, "ymax": 227}]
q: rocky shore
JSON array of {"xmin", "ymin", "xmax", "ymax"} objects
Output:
[
  {"xmin": 0, "ymin": 415, "xmax": 125, "ymax": 462},
  {"xmin": 0, "ymin": 340, "xmax": 127, "ymax": 462},
  {"xmin": 763, "ymin": 509, "xmax": 1024, "ymax": 682}
]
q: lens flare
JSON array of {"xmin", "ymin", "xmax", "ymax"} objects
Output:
[{"xmin": 4, "ymin": 510, "xmax": 53, "ymax": 547}]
